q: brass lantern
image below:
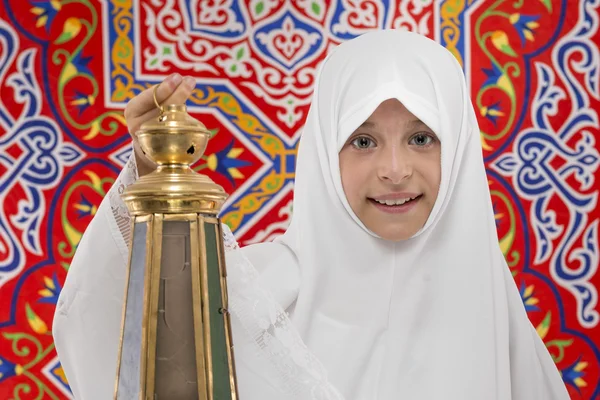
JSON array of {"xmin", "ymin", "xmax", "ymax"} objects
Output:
[{"xmin": 114, "ymin": 93, "xmax": 238, "ymax": 399}]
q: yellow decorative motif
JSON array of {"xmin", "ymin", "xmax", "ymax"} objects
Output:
[
  {"xmin": 63, "ymin": 223, "xmax": 82, "ymax": 255},
  {"xmin": 83, "ymin": 114, "xmax": 126, "ymax": 140},
  {"xmin": 253, "ymin": 135, "xmax": 286, "ymax": 159},
  {"xmin": 480, "ymin": 135, "xmax": 493, "ymax": 151},
  {"xmin": 490, "ymin": 188, "xmax": 519, "ymax": 267},
  {"xmin": 229, "ymin": 168, "xmax": 244, "ymax": 179},
  {"xmin": 56, "ymin": 17, "xmax": 83, "ymax": 44},
  {"xmin": 490, "ymin": 31, "xmax": 517, "ymax": 57},
  {"xmin": 523, "ymin": 285, "xmax": 539, "ymax": 307},
  {"xmin": 58, "ymin": 170, "xmax": 114, "ymax": 258},
  {"xmin": 38, "ymin": 276, "xmax": 57, "ymax": 298},
  {"xmin": 25, "ymin": 303, "xmax": 48, "ymax": 335},
  {"xmin": 83, "ymin": 120, "xmax": 100, "ymax": 140},
  {"xmin": 70, "ymin": 94, "xmax": 95, "ymax": 107},
  {"xmin": 495, "ymin": 74, "xmax": 513, "ymax": 96},
  {"xmin": 509, "ymin": 13, "xmax": 540, "ymax": 42},
  {"xmin": 206, "ymin": 147, "xmax": 246, "ymax": 179},
  {"xmin": 439, "ymin": 0, "xmax": 466, "ymax": 66},
  {"xmin": 84, "ymin": 170, "xmax": 105, "ymax": 192},
  {"xmin": 536, "ymin": 311, "xmax": 551, "ymax": 340},
  {"xmin": 73, "ymin": 202, "xmax": 98, "ymax": 216},
  {"xmin": 221, "ymin": 170, "xmax": 286, "ymax": 231},
  {"xmin": 573, "ymin": 361, "xmax": 588, "ymax": 387},
  {"xmin": 60, "ymin": 62, "xmax": 78, "ymax": 86},
  {"xmin": 30, "ymin": 0, "xmax": 62, "ymax": 28},
  {"xmin": 109, "ymin": 0, "xmax": 143, "ymax": 102},
  {"xmin": 498, "ymin": 226, "xmax": 514, "ymax": 256},
  {"xmin": 221, "ymin": 212, "xmax": 243, "ymax": 231},
  {"xmin": 481, "ymin": 106, "xmax": 505, "ymax": 118},
  {"xmin": 44, "ymin": 276, "xmax": 55, "ymax": 290},
  {"xmin": 35, "ymin": 15, "xmax": 48, "ymax": 28},
  {"xmin": 207, "ymin": 154, "xmax": 218, "ymax": 171},
  {"xmin": 53, "ymin": 365, "xmax": 69, "ymax": 385}
]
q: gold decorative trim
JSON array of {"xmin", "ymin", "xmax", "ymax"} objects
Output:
[
  {"xmin": 163, "ymin": 213, "xmax": 198, "ymax": 222},
  {"xmin": 204, "ymin": 216, "xmax": 219, "ymax": 224},
  {"xmin": 215, "ymin": 222, "xmax": 238, "ymax": 399},
  {"xmin": 190, "ymin": 218, "xmax": 209, "ymax": 400},
  {"xmin": 139, "ymin": 214, "xmax": 154, "ymax": 399},
  {"xmin": 135, "ymin": 214, "xmax": 152, "ymax": 223},
  {"xmin": 144, "ymin": 214, "xmax": 163, "ymax": 397},
  {"xmin": 198, "ymin": 216, "xmax": 214, "ymax": 400}
]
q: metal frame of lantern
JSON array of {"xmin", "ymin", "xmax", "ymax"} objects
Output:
[{"xmin": 113, "ymin": 91, "xmax": 238, "ymax": 400}]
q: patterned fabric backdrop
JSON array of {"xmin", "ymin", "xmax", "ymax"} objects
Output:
[{"xmin": 0, "ymin": 0, "xmax": 599, "ymax": 398}]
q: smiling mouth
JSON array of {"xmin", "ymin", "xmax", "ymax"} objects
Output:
[
  {"xmin": 369, "ymin": 195, "xmax": 421, "ymax": 206},
  {"xmin": 367, "ymin": 195, "xmax": 422, "ymax": 213}
]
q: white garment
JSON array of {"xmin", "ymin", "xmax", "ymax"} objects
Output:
[
  {"xmin": 53, "ymin": 30, "xmax": 569, "ymax": 399},
  {"xmin": 276, "ymin": 30, "xmax": 568, "ymax": 399},
  {"xmin": 53, "ymin": 155, "xmax": 340, "ymax": 399}
]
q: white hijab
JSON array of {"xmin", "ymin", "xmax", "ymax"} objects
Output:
[
  {"xmin": 272, "ymin": 30, "xmax": 569, "ymax": 399},
  {"xmin": 53, "ymin": 30, "xmax": 569, "ymax": 400}
]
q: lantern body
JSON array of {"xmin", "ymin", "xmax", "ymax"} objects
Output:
[{"xmin": 114, "ymin": 104, "xmax": 238, "ymax": 400}]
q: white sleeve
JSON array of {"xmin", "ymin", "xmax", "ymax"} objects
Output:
[
  {"xmin": 53, "ymin": 150, "xmax": 343, "ymax": 400},
  {"xmin": 52, "ymin": 153, "xmax": 136, "ymax": 399}
]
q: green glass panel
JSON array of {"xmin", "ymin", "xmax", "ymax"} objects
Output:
[{"xmin": 204, "ymin": 221, "xmax": 233, "ymax": 400}]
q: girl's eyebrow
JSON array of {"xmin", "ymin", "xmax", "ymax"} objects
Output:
[
  {"xmin": 358, "ymin": 120, "xmax": 376, "ymax": 129},
  {"xmin": 405, "ymin": 119, "xmax": 429, "ymax": 129},
  {"xmin": 358, "ymin": 119, "xmax": 428, "ymax": 130}
]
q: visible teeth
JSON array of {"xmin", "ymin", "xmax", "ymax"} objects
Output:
[{"xmin": 374, "ymin": 197, "xmax": 416, "ymax": 206}]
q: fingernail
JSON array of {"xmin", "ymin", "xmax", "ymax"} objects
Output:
[
  {"xmin": 183, "ymin": 76, "xmax": 196, "ymax": 89},
  {"xmin": 170, "ymin": 73, "xmax": 182, "ymax": 85}
]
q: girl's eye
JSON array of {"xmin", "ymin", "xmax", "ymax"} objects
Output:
[
  {"xmin": 351, "ymin": 136, "xmax": 376, "ymax": 149},
  {"xmin": 409, "ymin": 133, "xmax": 435, "ymax": 147}
]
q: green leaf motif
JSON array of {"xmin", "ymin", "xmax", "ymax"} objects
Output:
[
  {"xmin": 255, "ymin": 1, "xmax": 264, "ymax": 15},
  {"xmin": 236, "ymin": 47, "xmax": 245, "ymax": 60},
  {"xmin": 312, "ymin": 2, "xmax": 321, "ymax": 16},
  {"xmin": 540, "ymin": 0, "xmax": 552, "ymax": 13}
]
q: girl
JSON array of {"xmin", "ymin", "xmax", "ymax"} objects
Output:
[{"xmin": 53, "ymin": 30, "xmax": 569, "ymax": 399}]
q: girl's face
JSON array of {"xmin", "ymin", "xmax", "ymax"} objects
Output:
[{"xmin": 339, "ymin": 99, "xmax": 441, "ymax": 241}]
